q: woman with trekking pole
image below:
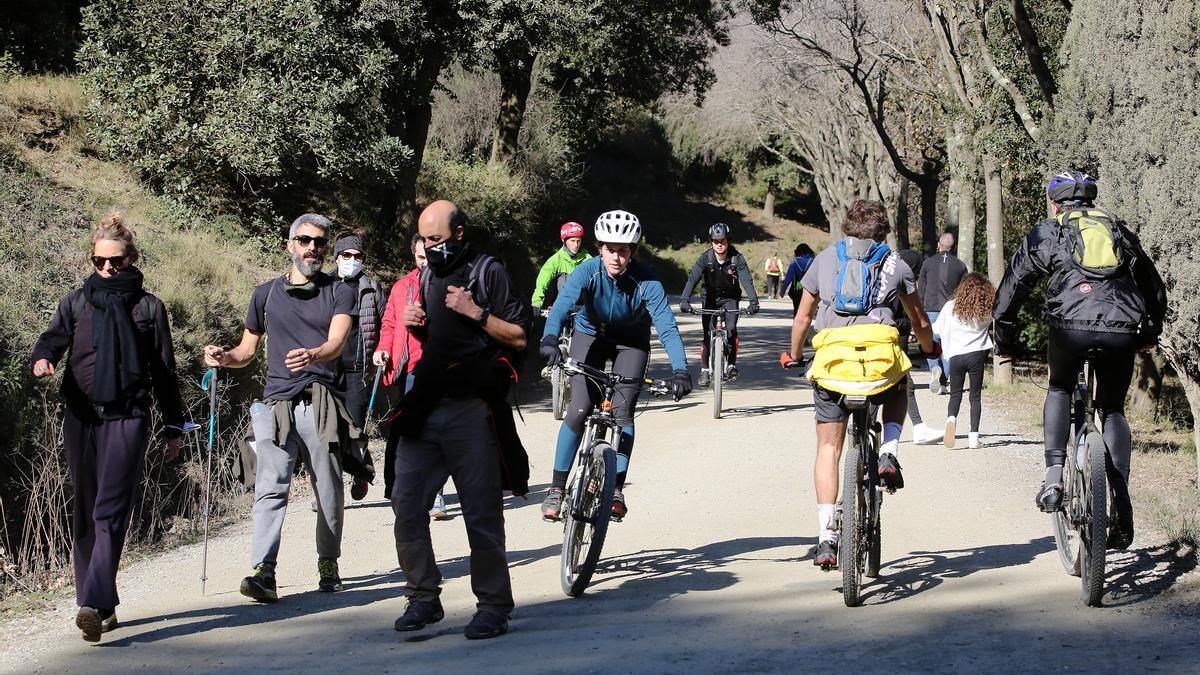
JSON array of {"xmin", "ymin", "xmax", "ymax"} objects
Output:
[{"xmin": 30, "ymin": 212, "xmax": 186, "ymax": 644}]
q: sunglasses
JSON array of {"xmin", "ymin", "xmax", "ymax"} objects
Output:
[
  {"xmin": 337, "ymin": 251, "xmax": 365, "ymax": 261},
  {"xmin": 291, "ymin": 235, "xmax": 329, "ymax": 249},
  {"xmin": 91, "ymin": 255, "xmax": 128, "ymax": 269}
]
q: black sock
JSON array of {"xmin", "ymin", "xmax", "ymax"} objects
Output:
[{"xmin": 551, "ymin": 470, "xmax": 569, "ymax": 490}]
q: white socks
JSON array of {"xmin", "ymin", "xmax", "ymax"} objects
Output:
[
  {"xmin": 818, "ymin": 504, "xmax": 837, "ymax": 542},
  {"xmin": 880, "ymin": 422, "xmax": 902, "ymax": 457}
]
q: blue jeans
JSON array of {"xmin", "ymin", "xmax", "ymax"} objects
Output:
[{"xmin": 926, "ymin": 310, "xmax": 948, "ymax": 385}]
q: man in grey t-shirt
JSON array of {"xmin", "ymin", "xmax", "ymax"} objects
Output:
[{"xmin": 783, "ymin": 200, "xmax": 935, "ymax": 572}]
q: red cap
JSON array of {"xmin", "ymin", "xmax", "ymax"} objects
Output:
[{"xmin": 560, "ymin": 222, "xmax": 585, "ymax": 240}]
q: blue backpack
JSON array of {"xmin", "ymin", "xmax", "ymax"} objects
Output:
[{"xmin": 832, "ymin": 239, "xmax": 891, "ymax": 315}]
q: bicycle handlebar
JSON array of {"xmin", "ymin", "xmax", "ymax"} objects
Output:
[
  {"xmin": 562, "ymin": 358, "xmax": 671, "ymax": 395},
  {"xmin": 686, "ymin": 307, "xmax": 754, "ymax": 316}
]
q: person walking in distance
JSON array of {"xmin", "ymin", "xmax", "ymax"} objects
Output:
[
  {"xmin": 918, "ymin": 232, "xmax": 967, "ymax": 394},
  {"xmin": 203, "ymin": 213, "xmax": 358, "ymax": 602},
  {"xmin": 896, "ymin": 247, "xmax": 942, "ymax": 445},
  {"xmin": 332, "ymin": 229, "xmax": 384, "ymax": 501},
  {"xmin": 781, "ymin": 243, "xmax": 816, "ymax": 316},
  {"xmin": 389, "ymin": 200, "xmax": 532, "ymax": 640},
  {"xmin": 31, "ymin": 212, "xmax": 185, "ymax": 643},
  {"xmin": 934, "ymin": 273, "xmax": 996, "ymax": 449},
  {"xmin": 765, "ymin": 252, "xmax": 784, "ymax": 298}
]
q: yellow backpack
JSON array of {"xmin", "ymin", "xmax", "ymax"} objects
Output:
[{"xmin": 809, "ymin": 324, "xmax": 912, "ymax": 396}]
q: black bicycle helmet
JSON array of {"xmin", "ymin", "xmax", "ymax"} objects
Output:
[{"xmin": 709, "ymin": 223, "xmax": 730, "ymax": 241}]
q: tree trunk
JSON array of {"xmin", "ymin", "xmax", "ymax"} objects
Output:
[
  {"xmin": 895, "ymin": 176, "xmax": 911, "ymax": 250},
  {"xmin": 1178, "ymin": 372, "xmax": 1200, "ymax": 485},
  {"xmin": 983, "ymin": 154, "xmax": 1011, "ymax": 385},
  {"xmin": 918, "ymin": 176, "xmax": 939, "ymax": 255},
  {"xmin": 959, "ymin": 177, "xmax": 977, "ymax": 272},
  {"xmin": 764, "ymin": 178, "xmax": 778, "ymax": 222},
  {"xmin": 945, "ymin": 132, "xmax": 962, "ymax": 235},
  {"xmin": 1129, "ymin": 350, "xmax": 1166, "ymax": 419},
  {"xmin": 488, "ymin": 46, "xmax": 536, "ymax": 166}
]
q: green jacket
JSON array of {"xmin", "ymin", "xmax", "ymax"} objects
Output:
[{"xmin": 532, "ymin": 247, "xmax": 592, "ymax": 308}]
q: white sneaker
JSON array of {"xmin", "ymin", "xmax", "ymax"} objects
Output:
[
  {"xmin": 968, "ymin": 432, "xmax": 981, "ymax": 449},
  {"xmin": 912, "ymin": 423, "xmax": 942, "ymax": 445},
  {"xmin": 930, "ymin": 364, "xmax": 943, "ymax": 392},
  {"xmin": 938, "ymin": 383, "xmax": 950, "ymax": 395},
  {"xmin": 944, "ymin": 416, "xmax": 956, "ymax": 448}
]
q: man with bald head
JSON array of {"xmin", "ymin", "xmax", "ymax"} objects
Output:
[
  {"xmin": 917, "ymin": 230, "xmax": 967, "ymax": 394},
  {"xmin": 389, "ymin": 200, "xmax": 531, "ymax": 640}
]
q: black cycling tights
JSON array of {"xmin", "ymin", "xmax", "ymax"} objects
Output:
[
  {"xmin": 700, "ymin": 297, "xmax": 740, "ymax": 367},
  {"xmin": 1043, "ymin": 329, "xmax": 1137, "ymax": 485}
]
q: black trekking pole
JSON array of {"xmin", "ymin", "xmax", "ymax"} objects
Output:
[
  {"xmin": 200, "ymin": 367, "xmax": 218, "ymax": 595},
  {"xmin": 367, "ymin": 366, "xmax": 383, "ymax": 418}
]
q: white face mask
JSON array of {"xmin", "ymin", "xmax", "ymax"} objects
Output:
[{"xmin": 337, "ymin": 257, "xmax": 363, "ymax": 278}]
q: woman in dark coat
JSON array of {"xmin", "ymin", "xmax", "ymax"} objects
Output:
[{"xmin": 31, "ymin": 212, "xmax": 184, "ymax": 643}]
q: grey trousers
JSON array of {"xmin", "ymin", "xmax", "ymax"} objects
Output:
[
  {"xmin": 392, "ymin": 397, "xmax": 513, "ymax": 615},
  {"xmin": 250, "ymin": 400, "xmax": 344, "ymax": 567}
]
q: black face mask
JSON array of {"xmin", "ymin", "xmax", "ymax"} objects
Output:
[{"xmin": 425, "ymin": 238, "xmax": 467, "ymax": 275}]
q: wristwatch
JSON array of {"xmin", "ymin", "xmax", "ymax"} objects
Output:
[{"xmin": 476, "ymin": 308, "xmax": 491, "ymax": 326}]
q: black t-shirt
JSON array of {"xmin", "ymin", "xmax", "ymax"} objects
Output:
[
  {"xmin": 339, "ymin": 275, "xmax": 363, "ymax": 370},
  {"xmin": 245, "ymin": 273, "xmax": 354, "ymax": 402},
  {"xmin": 421, "ymin": 251, "xmax": 531, "ymax": 365}
]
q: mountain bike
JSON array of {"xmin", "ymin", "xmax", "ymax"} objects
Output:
[
  {"xmin": 685, "ymin": 306, "xmax": 752, "ymax": 419},
  {"xmin": 540, "ymin": 308, "xmax": 577, "ymax": 420},
  {"xmin": 836, "ymin": 392, "xmax": 886, "ymax": 607},
  {"xmin": 557, "ymin": 358, "xmax": 669, "ymax": 597},
  {"xmin": 1049, "ymin": 352, "xmax": 1109, "ymax": 607}
]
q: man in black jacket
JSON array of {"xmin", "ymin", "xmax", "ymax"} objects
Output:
[
  {"xmin": 917, "ymin": 231, "xmax": 967, "ymax": 393},
  {"xmin": 389, "ymin": 200, "xmax": 531, "ymax": 640},
  {"xmin": 679, "ymin": 223, "xmax": 759, "ymax": 388},
  {"xmin": 993, "ymin": 171, "xmax": 1166, "ymax": 549}
]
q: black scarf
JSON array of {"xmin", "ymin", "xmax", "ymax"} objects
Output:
[{"xmin": 83, "ymin": 266, "xmax": 146, "ymax": 403}]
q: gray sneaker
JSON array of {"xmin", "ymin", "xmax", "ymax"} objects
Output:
[{"xmin": 698, "ymin": 369, "xmax": 712, "ymax": 388}]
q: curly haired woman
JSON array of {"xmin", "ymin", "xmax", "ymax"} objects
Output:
[{"xmin": 932, "ymin": 272, "xmax": 995, "ymax": 448}]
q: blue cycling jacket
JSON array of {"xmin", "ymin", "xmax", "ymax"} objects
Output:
[{"xmin": 542, "ymin": 256, "xmax": 688, "ymax": 372}]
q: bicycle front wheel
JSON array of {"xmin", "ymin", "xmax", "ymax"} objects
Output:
[
  {"xmin": 712, "ymin": 333, "xmax": 724, "ymax": 419},
  {"xmin": 840, "ymin": 437, "xmax": 866, "ymax": 607},
  {"xmin": 1081, "ymin": 431, "xmax": 1108, "ymax": 607},
  {"xmin": 560, "ymin": 441, "xmax": 617, "ymax": 597},
  {"xmin": 551, "ymin": 366, "xmax": 567, "ymax": 421}
]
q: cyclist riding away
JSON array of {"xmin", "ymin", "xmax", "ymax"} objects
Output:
[
  {"xmin": 539, "ymin": 210, "xmax": 693, "ymax": 521},
  {"xmin": 679, "ymin": 223, "xmax": 759, "ymax": 388},
  {"xmin": 532, "ymin": 222, "xmax": 592, "ymax": 310},
  {"xmin": 993, "ymin": 171, "xmax": 1165, "ymax": 550},
  {"xmin": 781, "ymin": 200, "xmax": 935, "ymax": 570}
]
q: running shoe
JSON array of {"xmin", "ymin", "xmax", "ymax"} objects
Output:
[
  {"xmin": 911, "ymin": 423, "xmax": 942, "ymax": 445},
  {"xmin": 394, "ymin": 599, "xmax": 445, "ymax": 632},
  {"xmin": 724, "ymin": 364, "xmax": 739, "ymax": 381},
  {"xmin": 944, "ymin": 416, "xmax": 957, "ymax": 448},
  {"xmin": 878, "ymin": 453, "xmax": 905, "ymax": 491},
  {"xmin": 698, "ymin": 369, "xmax": 712, "ymax": 389},
  {"xmin": 430, "ymin": 491, "xmax": 450, "ymax": 520},
  {"xmin": 611, "ymin": 488, "xmax": 628, "ymax": 520},
  {"xmin": 541, "ymin": 487, "xmax": 564, "ymax": 522},
  {"xmin": 814, "ymin": 540, "xmax": 838, "ymax": 570},
  {"xmin": 465, "ymin": 610, "xmax": 510, "ymax": 640},
  {"xmin": 318, "ymin": 558, "xmax": 343, "ymax": 592},
  {"xmin": 240, "ymin": 563, "xmax": 279, "ymax": 602}
]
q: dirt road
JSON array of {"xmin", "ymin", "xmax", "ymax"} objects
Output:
[{"xmin": 4, "ymin": 301, "xmax": 1197, "ymax": 673}]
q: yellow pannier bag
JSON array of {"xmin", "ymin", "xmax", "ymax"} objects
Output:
[{"xmin": 809, "ymin": 323, "xmax": 912, "ymax": 396}]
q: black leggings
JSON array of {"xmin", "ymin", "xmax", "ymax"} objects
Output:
[
  {"xmin": 947, "ymin": 350, "xmax": 988, "ymax": 432},
  {"xmin": 701, "ymin": 297, "xmax": 741, "ymax": 367},
  {"xmin": 1043, "ymin": 329, "xmax": 1137, "ymax": 483}
]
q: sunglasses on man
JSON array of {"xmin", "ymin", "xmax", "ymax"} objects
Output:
[
  {"xmin": 291, "ymin": 235, "xmax": 329, "ymax": 248},
  {"xmin": 91, "ymin": 255, "xmax": 128, "ymax": 269}
]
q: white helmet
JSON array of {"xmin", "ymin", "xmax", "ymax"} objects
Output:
[{"xmin": 594, "ymin": 210, "xmax": 642, "ymax": 244}]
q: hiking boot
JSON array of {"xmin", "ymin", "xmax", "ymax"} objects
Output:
[
  {"xmin": 611, "ymin": 488, "xmax": 628, "ymax": 521},
  {"xmin": 541, "ymin": 487, "xmax": 565, "ymax": 522},
  {"xmin": 318, "ymin": 558, "xmax": 343, "ymax": 592},
  {"xmin": 430, "ymin": 491, "xmax": 450, "ymax": 520},
  {"xmin": 351, "ymin": 478, "xmax": 369, "ymax": 501},
  {"xmin": 393, "ymin": 599, "xmax": 444, "ymax": 632},
  {"xmin": 814, "ymin": 540, "xmax": 838, "ymax": 570},
  {"xmin": 878, "ymin": 453, "xmax": 905, "ymax": 491},
  {"xmin": 911, "ymin": 422, "xmax": 942, "ymax": 445},
  {"xmin": 944, "ymin": 416, "xmax": 957, "ymax": 448},
  {"xmin": 464, "ymin": 610, "xmax": 509, "ymax": 640},
  {"xmin": 76, "ymin": 606, "xmax": 103, "ymax": 643},
  {"xmin": 724, "ymin": 364, "xmax": 739, "ymax": 381},
  {"xmin": 698, "ymin": 369, "xmax": 712, "ymax": 389},
  {"xmin": 1035, "ymin": 482, "xmax": 1063, "ymax": 513},
  {"xmin": 99, "ymin": 609, "xmax": 118, "ymax": 634},
  {"xmin": 240, "ymin": 563, "xmax": 279, "ymax": 602}
]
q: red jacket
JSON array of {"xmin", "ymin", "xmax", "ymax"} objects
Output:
[{"xmin": 378, "ymin": 268, "xmax": 424, "ymax": 387}]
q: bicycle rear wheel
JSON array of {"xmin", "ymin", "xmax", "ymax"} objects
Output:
[
  {"xmin": 560, "ymin": 442, "xmax": 617, "ymax": 597},
  {"xmin": 551, "ymin": 366, "xmax": 567, "ymax": 421},
  {"xmin": 840, "ymin": 436, "xmax": 867, "ymax": 607},
  {"xmin": 1052, "ymin": 435, "xmax": 1082, "ymax": 576},
  {"xmin": 712, "ymin": 333, "xmax": 724, "ymax": 419},
  {"xmin": 1081, "ymin": 431, "xmax": 1108, "ymax": 607}
]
